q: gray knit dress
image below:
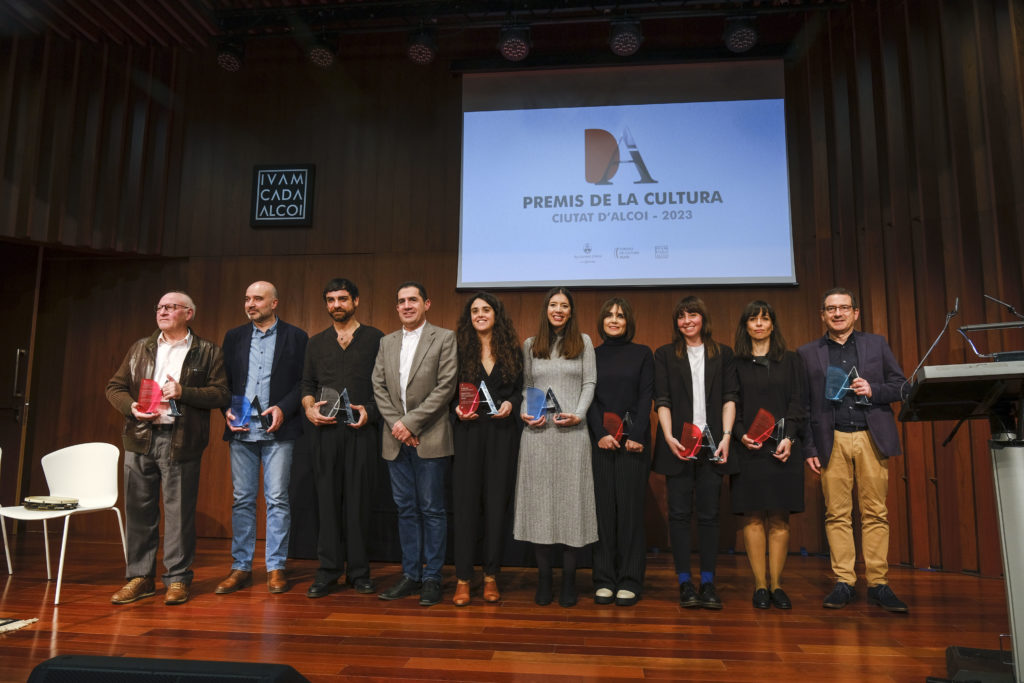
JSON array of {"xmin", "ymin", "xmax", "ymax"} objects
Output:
[{"xmin": 513, "ymin": 334, "xmax": 598, "ymax": 547}]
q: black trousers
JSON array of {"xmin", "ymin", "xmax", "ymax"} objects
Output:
[
  {"xmin": 591, "ymin": 444, "xmax": 649, "ymax": 594},
  {"xmin": 312, "ymin": 424, "xmax": 378, "ymax": 582},
  {"xmin": 665, "ymin": 459, "xmax": 723, "ymax": 577},
  {"xmin": 452, "ymin": 417, "xmax": 518, "ymax": 580}
]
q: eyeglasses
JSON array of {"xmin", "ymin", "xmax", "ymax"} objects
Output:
[
  {"xmin": 823, "ymin": 305, "xmax": 854, "ymax": 314},
  {"xmin": 154, "ymin": 303, "xmax": 189, "ymax": 313}
]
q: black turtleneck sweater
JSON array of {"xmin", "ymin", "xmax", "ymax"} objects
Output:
[{"xmin": 585, "ymin": 337, "xmax": 655, "ymax": 446}]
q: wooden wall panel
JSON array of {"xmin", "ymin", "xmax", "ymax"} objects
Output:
[
  {"xmin": 8, "ymin": 0, "xmax": 1024, "ymax": 578},
  {"xmin": 0, "ymin": 35, "xmax": 179, "ymax": 252}
]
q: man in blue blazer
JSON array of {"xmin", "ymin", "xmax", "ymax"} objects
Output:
[
  {"xmin": 215, "ymin": 281, "xmax": 308, "ymax": 596},
  {"xmin": 798, "ymin": 287, "xmax": 908, "ymax": 613}
]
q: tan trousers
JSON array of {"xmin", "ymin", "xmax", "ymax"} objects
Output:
[{"xmin": 820, "ymin": 430, "xmax": 890, "ymax": 586}]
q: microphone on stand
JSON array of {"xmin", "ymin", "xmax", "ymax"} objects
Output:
[{"xmin": 902, "ymin": 297, "xmax": 960, "ymax": 401}]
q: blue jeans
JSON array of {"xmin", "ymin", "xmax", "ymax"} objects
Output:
[
  {"xmin": 230, "ymin": 439, "xmax": 294, "ymax": 572},
  {"xmin": 388, "ymin": 446, "xmax": 449, "ymax": 582}
]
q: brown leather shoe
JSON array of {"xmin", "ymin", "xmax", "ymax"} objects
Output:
[
  {"xmin": 453, "ymin": 580, "xmax": 471, "ymax": 606},
  {"xmin": 267, "ymin": 569, "xmax": 290, "ymax": 594},
  {"xmin": 215, "ymin": 569, "xmax": 252, "ymax": 595},
  {"xmin": 165, "ymin": 582, "xmax": 190, "ymax": 605},
  {"xmin": 111, "ymin": 577, "xmax": 156, "ymax": 605},
  {"xmin": 483, "ymin": 577, "xmax": 500, "ymax": 603}
]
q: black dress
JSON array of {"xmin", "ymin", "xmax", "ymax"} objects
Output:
[
  {"xmin": 452, "ymin": 357, "xmax": 523, "ymax": 580},
  {"xmin": 730, "ymin": 350, "xmax": 807, "ymax": 514}
]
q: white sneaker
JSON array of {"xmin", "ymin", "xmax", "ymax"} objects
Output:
[{"xmin": 594, "ymin": 587, "xmax": 614, "ymax": 604}]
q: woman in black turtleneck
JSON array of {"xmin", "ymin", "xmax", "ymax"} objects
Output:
[{"xmin": 585, "ymin": 297, "xmax": 654, "ymax": 606}]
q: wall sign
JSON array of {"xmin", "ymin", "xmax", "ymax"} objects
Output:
[{"xmin": 250, "ymin": 164, "xmax": 315, "ymax": 227}]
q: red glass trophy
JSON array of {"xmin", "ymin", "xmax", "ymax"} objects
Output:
[
  {"xmin": 138, "ymin": 379, "xmax": 163, "ymax": 414},
  {"xmin": 745, "ymin": 408, "xmax": 776, "ymax": 444},
  {"xmin": 603, "ymin": 411, "xmax": 633, "ymax": 442},
  {"xmin": 458, "ymin": 382, "xmax": 480, "ymax": 415},
  {"xmin": 677, "ymin": 422, "xmax": 703, "ymax": 460}
]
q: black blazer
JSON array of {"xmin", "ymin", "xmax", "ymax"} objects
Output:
[
  {"xmin": 651, "ymin": 342, "xmax": 739, "ymax": 477},
  {"xmin": 221, "ymin": 319, "xmax": 309, "ymax": 442},
  {"xmin": 797, "ymin": 331, "xmax": 905, "ymax": 467}
]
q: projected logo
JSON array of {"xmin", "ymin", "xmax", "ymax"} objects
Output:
[{"xmin": 585, "ymin": 127, "xmax": 658, "ymax": 185}]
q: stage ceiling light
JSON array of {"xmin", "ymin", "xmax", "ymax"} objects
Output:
[
  {"xmin": 308, "ymin": 36, "xmax": 337, "ymax": 68},
  {"xmin": 609, "ymin": 19, "xmax": 643, "ymax": 57},
  {"xmin": 498, "ymin": 25, "xmax": 531, "ymax": 62},
  {"xmin": 407, "ymin": 28, "xmax": 437, "ymax": 65},
  {"xmin": 216, "ymin": 41, "xmax": 244, "ymax": 72},
  {"xmin": 723, "ymin": 17, "xmax": 758, "ymax": 53}
]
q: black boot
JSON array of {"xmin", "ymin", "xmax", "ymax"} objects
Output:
[
  {"xmin": 559, "ymin": 568, "xmax": 578, "ymax": 607},
  {"xmin": 535, "ymin": 569, "xmax": 553, "ymax": 606}
]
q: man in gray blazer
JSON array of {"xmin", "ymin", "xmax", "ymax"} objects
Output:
[
  {"xmin": 798, "ymin": 287, "xmax": 908, "ymax": 613},
  {"xmin": 372, "ymin": 281, "xmax": 457, "ymax": 606}
]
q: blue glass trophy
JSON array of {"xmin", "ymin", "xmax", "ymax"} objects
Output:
[
  {"xmin": 228, "ymin": 395, "xmax": 252, "ymax": 428},
  {"xmin": 524, "ymin": 387, "xmax": 546, "ymax": 420}
]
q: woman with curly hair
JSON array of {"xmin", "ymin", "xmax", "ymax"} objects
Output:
[
  {"xmin": 514, "ymin": 286, "xmax": 597, "ymax": 608},
  {"xmin": 451, "ymin": 291, "xmax": 524, "ymax": 606}
]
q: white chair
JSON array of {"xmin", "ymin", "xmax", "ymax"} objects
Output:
[{"xmin": 0, "ymin": 442, "xmax": 127, "ymax": 605}]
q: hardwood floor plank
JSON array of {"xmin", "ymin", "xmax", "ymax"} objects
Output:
[{"xmin": 0, "ymin": 536, "xmax": 1010, "ymax": 682}]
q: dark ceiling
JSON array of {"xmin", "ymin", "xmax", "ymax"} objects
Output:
[{"xmin": 1, "ymin": 2, "xmax": 847, "ymax": 46}]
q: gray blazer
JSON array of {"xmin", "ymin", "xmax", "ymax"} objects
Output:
[{"xmin": 372, "ymin": 321, "xmax": 457, "ymax": 461}]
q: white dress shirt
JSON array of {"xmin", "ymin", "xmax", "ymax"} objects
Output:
[
  {"xmin": 399, "ymin": 322, "xmax": 425, "ymax": 412},
  {"xmin": 153, "ymin": 331, "xmax": 191, "ymax": 423},
  {"xmin": 687, "ymin": 344, "xmax": 707, "ymax": 429}
]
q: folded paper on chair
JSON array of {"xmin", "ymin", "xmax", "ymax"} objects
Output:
[{"xmin": 22, "ymin": 496, "xmax": 79, "ymax": 510}]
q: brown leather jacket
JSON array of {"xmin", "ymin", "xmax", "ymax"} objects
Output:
[{"xmin": 106, "ymin": 329, "xmax": 230, "ymax": 461}]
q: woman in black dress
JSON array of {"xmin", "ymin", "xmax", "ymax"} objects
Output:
[
  {"xmin": 730, "ymin": 300, "xmax": 807, "ymax": 610},
  {"xmin": 586, "ymin": 297, "xmax": 653, "ymax": 607},
  {"xmin": 451, "ymin": 291, "xmax": 523, "ymax": 606},
  {"xmin": 652, "ymin": 295, "xmax": 738, "ymax": 610}
]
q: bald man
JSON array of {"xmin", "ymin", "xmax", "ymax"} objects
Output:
[
  {"xmin": 215, "ymin": 281, "xmax": 308, "ymax": 596},
  {"xmin": 107, "ymin": 290, "xmax": 229, "ymax": 605}
]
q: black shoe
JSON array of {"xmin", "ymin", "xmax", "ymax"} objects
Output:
[
  {"xmin": 752, "ymin": 588, "xmax": 770, "ymax": 609},
  {"xmin": 535, "ymin": 572, "xmax": 553, "ymax": 606},
  {"xmin": 349, "ymin": 577, "xmax": 375, "ymax": 594},
  {"xmin": 306, "ymin": 577, "xmax": 342, "ymax": 599},
  {"xmin": 679, "ymin": 582, "xmax": 700, "ymax": 608},
  {"xmin": 699, "ymin": 583, "xmax": 723, "ymax": 610},
  {"xmin": 378, "ymin": 576, "xmax": 422, "ymax": 601},
  {"xmin": 823, "ymin": 581, "xmax": 855, "ymax": 609},
  {"xmin": 867, "ymin": 584, "xmax": 908, "ymax": 613},
  {"xmin": 419, "ymin": 579, "xmax": 442, "ymax": 606},
  {"xmin": 594, "ymin": 588, "xmax": 615, "ymax": 605},
  {"xmin": 771, "ymin": 588, "xmax": 792, "ymax": 610}
]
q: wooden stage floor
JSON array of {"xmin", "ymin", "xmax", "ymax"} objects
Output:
[{"xmin": 0, "ymin": 535, "xmax": 1010, "ymax": 682}]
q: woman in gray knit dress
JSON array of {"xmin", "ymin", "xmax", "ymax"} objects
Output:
[{"xmin": 513, "ymin": 287, "xmax": 597, "ymax": 607}]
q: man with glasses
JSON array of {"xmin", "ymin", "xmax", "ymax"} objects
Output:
[
  {"xmin": 106, "ymin": 291, "xmax": 229, "ymax": 605},
  {"xmin": 798, "ymin": 287, "xmax": 909, "ymax": 612}
]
